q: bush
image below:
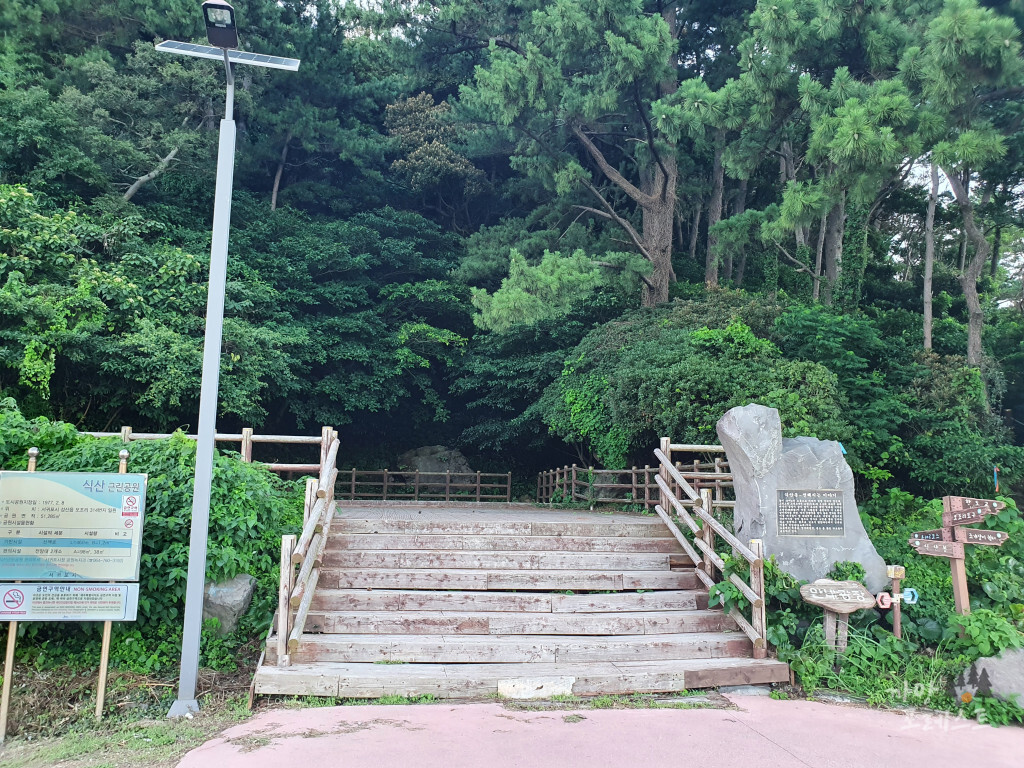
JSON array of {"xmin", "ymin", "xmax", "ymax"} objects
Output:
[{"xmin": 0, "ymin": 398, "xmax": 303, "ymax": 672}]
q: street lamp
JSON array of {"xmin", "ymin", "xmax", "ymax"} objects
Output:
[{"xmin": 156, "ymin": 4, "xmax": 299, "ymax": 718}]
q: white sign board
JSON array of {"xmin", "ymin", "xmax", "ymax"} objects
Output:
[
  {"xmin": 0, "ymin": 583, "xmax": 139, "ymax": 621},
  {"xmin": 0, "ymin": 471, "xmax": 147, "ymax": 581}
]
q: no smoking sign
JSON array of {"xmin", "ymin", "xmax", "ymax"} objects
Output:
[{"xmin": 3, "ymin": 588, "xmax": 25, "ymax": 610}]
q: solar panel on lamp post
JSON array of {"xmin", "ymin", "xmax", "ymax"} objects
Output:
[{"xmin": 158, "ymin": 2, "xmax": 299, "ymax": 718}]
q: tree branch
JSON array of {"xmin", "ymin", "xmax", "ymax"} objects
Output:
[
  {"xmin": 123, "ymin": 147, "xmax": 179, "ymax": 201},
  {"xmin": 572, "ymin": 124, "xmax": 655, "ymax": 208},
  {"xmin": 773, "ymin": 240, "xmax": 821, "ymax": 285},
  {"xmin": 576, "ymin": 189, "xmax": 652, "ymax": 264},
  {"xmin": 633, "ymin": 84, "xmax": 670, "ymax": 198}
]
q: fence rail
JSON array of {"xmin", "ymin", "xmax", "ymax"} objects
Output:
[
  {"xmin": 341, "ymin": 469, "xmax": 512, "ymax": 503},
  {"xmin": 536, "ymin": 455, "xmax": 732, "ymax": 508},
  {"xmin": 82, "ymin": 426, "xmax": 333, "ymax": 475}
]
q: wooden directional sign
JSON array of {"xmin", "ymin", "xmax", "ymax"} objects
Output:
[
  {"xmin": 910, "ymin": 528, "xmax": 950, "ymax": 542},
  {"xmin": 942, "ymin": 496, "xmax": 1006, "ymax": 528},
  {"xmin": 799, "ymin": 579, "xmax": 877, "ymax": 614},
  {"xmin": 954, "ymin": 528, "xmax": 1009, "ymax": 547},
  {"xmin": 908, "ymin": 538, "xmax": 965, "ymax": 559}
]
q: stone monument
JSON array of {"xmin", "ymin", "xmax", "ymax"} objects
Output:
[{"xmin": 716, "ymin": 403, "xmax": 887, "ymax": 592}]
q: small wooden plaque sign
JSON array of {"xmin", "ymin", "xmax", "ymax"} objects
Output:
[
  {"xmin": 799, "ymin": 579, "xmax": 876, "ymax": 614},
  {"xmin": 953, "ymin": 528, "xmax": 1009, "ymax": 547},
  {"xmin": 908, "ymin": 539, "xmax": 965, "ymax": 559},
  {"xmin": 910, "ymin": 528, "xmax": 950, "ymax": 542},
  {"xmin": 941, "ymin": 496, "xmax": 1005, "ymax": 528}
]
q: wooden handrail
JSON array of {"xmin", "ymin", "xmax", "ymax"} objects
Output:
[
  {"xmin": 276, "ymin": 430, "xmax": 339, "ymax": 664},
  {"xmin": 653, "ymin": 437, "xmax": 768, "ymax": 659}
]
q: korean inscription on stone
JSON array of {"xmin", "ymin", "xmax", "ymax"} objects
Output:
[{"xmin": 777, "ymin": 489, "xmax": 844, "ymax": 537}]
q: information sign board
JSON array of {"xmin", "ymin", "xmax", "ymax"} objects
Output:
[
  {"xmin": 0, "ymin": 583, "xmax": 139, "ymax": 621},
  {"xmin": 0, "ymin": 471, "xmax": 147, "ymax": 581}
]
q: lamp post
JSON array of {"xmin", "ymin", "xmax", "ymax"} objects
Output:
[{"xmin": 156, "ymin": 2, "xmax": 299, "ymax": 717}]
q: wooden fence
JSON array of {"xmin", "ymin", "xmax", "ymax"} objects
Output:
[
  {"xmin": 274, "ymin": 432, "xmax": 340, "ymax": 667},
  {"xmin": 536, "ymin": 446, "xmax": 732, "ymax": 508},
  {"xmin": 83, "ymin": 426, "xmax": 333, "ymax": 475},
  {"xmin": 340, "ymin": 469, "xmax": 512, "ymax": 503},
  {"xmin": 652, "ymin": 438, "xmax": 767, "ymax": 658}
]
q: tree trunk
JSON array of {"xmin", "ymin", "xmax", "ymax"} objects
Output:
[
  {"xmin": 640, "ymin": 158, "xmax": 677, "ymax": 306},
  {"xmin": 271, "ymin": 130, "xmax": 293, "ymax": 211},
  {"xmin": 990, "ymin": 224, "xmax": 1002, "ymax": 278},
  {"xmin": 942, "ymin": 167, "xmax": 989, "ymax": 366},
  {"xmin": 821, "ymin": 193, "xmax": 846, "ymax": 306},
  {"xmin": 813, "ymin": 212, "xmax": 827, "ymax": 302},
  {"xmin": 923, "ymin": 163, "xmax": 938, "ymax": 350},
  {"xmin": 724, "ymin": 178, "xmax": 747, "ymax": 284},
  {"xmin": 688, "ymin": 204, "xmax": 701, "ymax": 262},
  {"xmin": 705, "ymin": 132, "xmax": 725, "ymax": 289}
]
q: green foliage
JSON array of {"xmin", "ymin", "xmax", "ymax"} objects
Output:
[{"xmin": 0, "ymin": 399, "xmax": 302, "ymax": 672}]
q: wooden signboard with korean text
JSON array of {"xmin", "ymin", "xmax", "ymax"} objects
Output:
[
  {"xmin": 908, "ymin": 496, "xmax": 1012, "ymax": 616},
  {"xmin": 800, "ymin": 579, "xmax": 876, "ymax": 652}
]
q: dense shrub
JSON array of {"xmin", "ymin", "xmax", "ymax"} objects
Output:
[{"xmin": 0, "ymin": 399, "xmax": 303, "ymax": 671}]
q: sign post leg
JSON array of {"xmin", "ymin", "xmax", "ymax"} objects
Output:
[
  {"xmin": 95, "ymin": 619, "xmax": 112, "ymax": 720},
  {"xmin": 950, "ymin": 556, "xmax": 970, "ymax": 616},
  {"xmin": 891, "ymin": 576, "xmax": 902, "ymax": 640},
  {"xmin": 823, "ymin": 610, "xmax": 837, "ymax": 650},
  {"xmin": 836, "ymin": 614, "xmax": 850, "ymax": 653},
  {"xmin": 0, "ymin": 621, "xmax": 16, "ymax": 744}
]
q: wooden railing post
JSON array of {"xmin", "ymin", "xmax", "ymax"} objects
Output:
[
  {"xmin": 241, "ymin": 428, "xmax": 253, "ymax": 462},
  {"xmin": 749, "ymin": 538, "xmax": 767, "ymax": 659},
  {"xmin": 382, "ymin": 469, "xmax": 388, "ymax": 501},
  {"xmin": 120, "ymin": 426, "xmax": 132, "ymax": 444},
  {"xmin": 414, "ymin": 470, "xmax": 421, "ymax": 501},
  {"xmin": 277, "ymin": 534, "xmax": 296, "ymax": 666},
  {"xmin": 571, "ymin": 464, "xmax": 577, "ymax": 501},
  {"xmin": 445, "ymin": 470, "xmax": 451, "ymax": 502},
  {"xmin": 476, "ymin": 471, "xmax": 482, "ymax": 502},
  {"xmin": 700, "ymin": 489, "xmax": 716, "ymax": 582},
  {"xmin": 658, "ymin": 438, "xmax": 671, "ymax": 512},
  {"xmin": 507, "ymin": 472, "xmax": 512, "ymax": 502},
  {"xmin": 643, "ymin": 465, "xmax": 651, "ymax": 509}
]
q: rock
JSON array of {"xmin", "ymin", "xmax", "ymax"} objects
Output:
[
  {"xmin": 497, "ymin": 676, "xmax": 575, "ymax": 700},
  {"xmin": 953, "ymin": 648, "xmax": 1024, "ymax": 706},
  {"xmin": 397, "ymin": 445, "xmax": 475, "ymax": 488},
  {"xmin": 203, "ymin": 573, "xmax": 256, "ymax": 635},
  {"xmin": 397, "ymin": 445, "xmax": 474, "ymax": 475},
  {"xmin": 717, "ymin": 404, "xmax": 887, "ymax": 592},
  {"xmin": 718, "ymin": 685, "xmax": 772, "ymax": 697}
]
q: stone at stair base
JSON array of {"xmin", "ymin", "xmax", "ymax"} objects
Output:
[{"xmin": 498, "ymin": 677, "xmax": 576, "ymax": 700}]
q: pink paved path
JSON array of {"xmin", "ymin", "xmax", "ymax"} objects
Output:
[{"xmin": 177, "ymin": 695, "xmax": 1023, "ymax": 768}]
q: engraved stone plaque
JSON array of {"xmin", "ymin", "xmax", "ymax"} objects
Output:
[{"xmin": 776, "ymin": 489, "xmax": 844, "ymax": 537}]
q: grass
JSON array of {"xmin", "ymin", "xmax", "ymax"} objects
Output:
[{"xmin": 1, "ymin": 694, "xmax": 251, "ymax": 768}]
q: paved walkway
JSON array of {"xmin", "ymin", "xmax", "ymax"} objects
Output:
[{"xmin": 177, "ymin": 695, "xmax": 1023, "ymax": 768}]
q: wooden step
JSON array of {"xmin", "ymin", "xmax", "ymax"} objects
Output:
[
  {"xmin": 322, "ymin": 550, "xmax": 683, "ymax": 571},
  {"xmin": 301, "ymin": 609, "xmax": 735, "ymax": 636},
  {"xmin": 333, "ymin": 519, "xmax": 670, "ymax": 538},
  {"xmin": 328, "ymin": 534, "xmax": 685, "ymax": 553},
  {"xmin": 309, "ymin": 589, "xmax": 709, "ymax": 613},
  {"xmin": 267, "ymin": 631, "xmax": 750, "ymax": 665},
  {"xmin": 318, "ymin": 568, "xmax": 698, "ymax": 591},
  {"xmin": 253, "ymin": 657, "xmax": 791, "ymax": 698}
]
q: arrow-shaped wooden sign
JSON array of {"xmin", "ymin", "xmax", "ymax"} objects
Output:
[
  {"xmin": 910, "ymin": 528, "xmax": 950, "ymax": 542},
  {"xmin": 941, "ymin": 496, "xmax": 1006, "ymax": 528},
  {"xmin": 953, "ymin": 528, "xmax": 1009, "ymax": 547},
  {"xmin": 908, "ymin": 538, "xmax": 965, "ymax": 559}
]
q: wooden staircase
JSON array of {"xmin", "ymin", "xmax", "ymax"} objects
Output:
[{"xmin": 254, "ymin": 503, "xmax": 789, "ymax": 698}]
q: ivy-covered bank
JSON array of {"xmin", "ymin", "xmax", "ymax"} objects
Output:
[
  {"xmin": 0, "ymin": 399, "xmax": 303, "ymax": 672},
  {"xmin": 709, "ymin": 489, "xmax": 1024, "ymax": 725}
]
